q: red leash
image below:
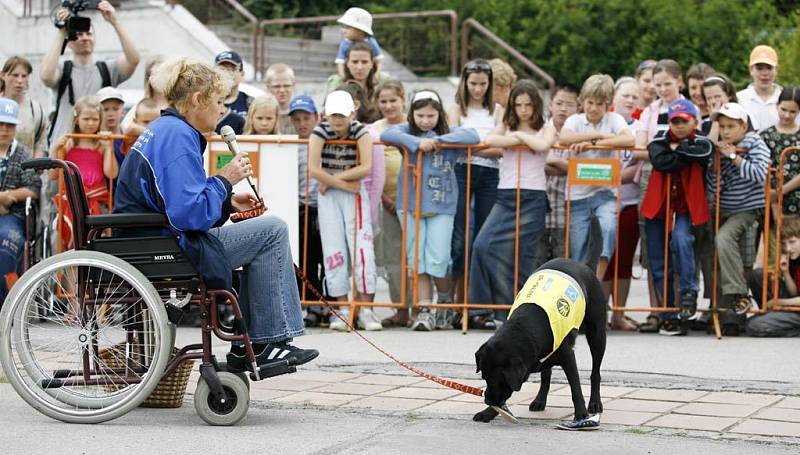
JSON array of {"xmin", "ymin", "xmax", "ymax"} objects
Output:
[{"xmin": 294, "ymin": 265, "xmax": 485, "ymax": 397}]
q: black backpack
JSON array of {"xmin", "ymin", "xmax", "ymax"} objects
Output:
[{"xmin": 47, "ymin": 60, "xmax": 112, "ymax": 143}]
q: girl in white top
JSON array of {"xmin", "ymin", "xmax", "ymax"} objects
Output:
[
  {"xmin": 468, "ymin": 80, "xmax": 556, "ymax": 325},
  {"xmin": 447, "ymin": 59, "xmax": 504, "ymax": 298}
]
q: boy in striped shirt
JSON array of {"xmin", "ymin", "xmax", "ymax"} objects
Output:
[{"xmin": 706, "ymin": 102, "xmax": 770, "ymax": 335}]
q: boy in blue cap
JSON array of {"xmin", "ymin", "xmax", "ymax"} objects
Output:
[
  {"xmin": 641, "ymin": 100, "xmax": 713, "ymax": 335},
  {"xmin": 0, "ymin": 98, "xmax": 42, "ymax": 305},
  {"xmin": 214, "ymin": 50, "xmax": 252, "ymax": 134}
]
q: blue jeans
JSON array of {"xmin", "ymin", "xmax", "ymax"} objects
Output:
[
  {"xmin": 451, "ymin": 163, "xmax": 498, "ymax": 277},
  {"xmin": 210, "ymin": 215, "xmax": 305, "ymax": 344},
  {"xmin": 568, "ymin": 190, "xmax": 617, "ymax": 263},
  {"xmin": 468, "ymin": 190, "xmax": 548, "ymax": 318},
  {"xmin": 0, "ymin": 214, "xmax": 24, "ymax": 304},
  {"xmin": 645, "ymin": 213, "xmax": 698, "ymax": 321}
]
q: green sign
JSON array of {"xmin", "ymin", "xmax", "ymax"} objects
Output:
[
  {"xmin": 216, "ymin": 154, "xmax": 233, "ymax": 169},
  {"xmin": 575, "ymin": 163, "xmax": 613, "ymax": 181}
]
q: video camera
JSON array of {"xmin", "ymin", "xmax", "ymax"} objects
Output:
[{"xmin": 54, "ymin": 0, "xmax": 101, "ymax": 42}]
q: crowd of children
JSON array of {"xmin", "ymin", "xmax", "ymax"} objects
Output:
[{"xmin": 2, "ymin": 5, "xmax": 800, "ymax": 338}]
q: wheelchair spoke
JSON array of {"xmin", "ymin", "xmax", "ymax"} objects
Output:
[{"xmin": 1, "ymin": 250, "xmax": 171, "ymax": 422}]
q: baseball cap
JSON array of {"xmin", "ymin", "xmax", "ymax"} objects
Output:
[
  {"xmin": 0, "ymin": 98, "xmax": 20, "ymax": 125},
  {"xmin": 288, "ymin": 95, "xmax": 317, "ymax": 115},
  {"xmin": 324, "ymin": 90, "xmax": 355, "ymax": 116},
  {"xmin": 97, "ymin": 86, "xmax": 124, "ymax": 104},
  {"xmin": 668, "ymin": 100, "xmax": 698, "ymax": 122},
  {"xmin": 337, "ymin": 7, "xmax": 374, "ymax": 36},
  {"xmin": 214, "ymin": 50, "xmax": 243, "ymax": 68},
  {"xmin": 749, "ymin": 45, "xmax": 778, "ymax": 67},
  {"xmin": 711, "ymin": 102, "xmax": 749, "ymax": 123}
]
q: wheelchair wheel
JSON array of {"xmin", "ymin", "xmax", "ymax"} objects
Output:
[
  {"xmin": 0, "ymin": 250, "xmax": 172, "ymax": 424},
  {"xmin": 194, "ymin": 372, "xmax": 250, "ymax": 426},
  {"xmin": 217, "ymin": 362, "xmax": 250, "ymax": 391}
]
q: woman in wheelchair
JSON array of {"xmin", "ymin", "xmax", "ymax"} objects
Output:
[
  {"xmin": 0, "ymin": 98, "xmax": 40, "ymax": 305},
  {"xmin": 112, "ymin": 57, "xmax": 318, "ymax": 372}
]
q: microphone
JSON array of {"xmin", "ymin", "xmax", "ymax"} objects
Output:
[{"xmin": 219, "ymin": 125, "xmax": 260, "ymax": 199}]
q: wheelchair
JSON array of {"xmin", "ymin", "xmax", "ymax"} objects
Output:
[{"xmin": 0, "ymin": 159, "xmax": 295, "ymax": 425}]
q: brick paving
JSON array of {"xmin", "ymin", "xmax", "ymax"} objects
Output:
[{"xmin": 183, "ymin": 368, "xmax": 800, "ymax": 440}]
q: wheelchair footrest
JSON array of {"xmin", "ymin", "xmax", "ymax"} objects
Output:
[
  {"xmin": 250, "ymin": 360, "xmax": 296, "ymax": 382},
  {"xmin": 166, "ymin": 303, "xmax": 187, "ymax": 325}
]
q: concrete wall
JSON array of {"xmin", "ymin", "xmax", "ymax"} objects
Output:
[{"xmin": 0, "ymin": 1, "xmax": 249, "ymax": 110}]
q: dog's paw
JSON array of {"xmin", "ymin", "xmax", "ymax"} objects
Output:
[
  {"xmin": 588, "ymin": 400, "xmax": 603, "ymax": 414},
  {"xmin": 472, "ymin": 406, "xmax": 499, "ymax": 423},
  {"xmin": 529, "ymin": 399, "xmax": 547, "ymax": 412}
]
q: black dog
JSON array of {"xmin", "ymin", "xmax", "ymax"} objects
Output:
[{"xmin": 473, "ymin": 258, "xmax": 606, "ymax": 428}]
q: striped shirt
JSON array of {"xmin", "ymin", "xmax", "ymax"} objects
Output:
[
  {"xmin": 311, "ymin": 120, "xmax": 368, "ymax": 174},
  {"xmin": 706, "ymin": 132, "xmax": 770, "ymax": 212}
]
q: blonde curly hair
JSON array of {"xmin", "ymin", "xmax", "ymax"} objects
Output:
[{"xmin": 149, "ymin": 57, "xmax": 231, "ymax": 116}]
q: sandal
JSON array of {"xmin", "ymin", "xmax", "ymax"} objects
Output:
[
  {"xmin": 638, "ymin": 315, "xmax": 660, "ymax": 333},
  {"xmin": 610, "ymin": 316, "xmax": 639, "ymax": 331},
  {"xmin": 381, "ymin": 314, "xmax": 411, "ymax": 328},
  {"xmin": 730, "ymin": 296, "xmax": 751, "ymax": 316}
]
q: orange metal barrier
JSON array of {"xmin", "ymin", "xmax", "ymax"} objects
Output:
[
  {"xmin": 769, "ymin": 145, "xmax": 800, "ymax": 314},
  {"xmin": 42, "ymin": 133, "xmax": 798, "ymax": 335},
  {"xmin": 205, "ymin": 135, "xmax": 415, "ymax": 330}
]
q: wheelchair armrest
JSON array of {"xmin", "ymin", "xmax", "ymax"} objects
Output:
[
  {"xmin": 22, "ymin": 158, "xmax": 62, "ymax": 172},
  {"xmin": 86, "ymin": 213, "xmax": 170, "ymax": 229}
]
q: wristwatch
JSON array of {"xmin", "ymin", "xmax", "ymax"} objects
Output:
[{"xmin": 728, "ymin": 152, "xmax": 737, "ymax": 161}]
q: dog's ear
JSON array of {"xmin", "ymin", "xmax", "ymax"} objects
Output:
[
  {"xmin": 475, "ymin": 343, "xmax": 487, "ymax": 373},
  {"xmin": 502, "ymin": 356, "xmax": 528, "ymax": 392}
]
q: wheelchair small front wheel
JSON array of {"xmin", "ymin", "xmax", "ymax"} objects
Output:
[
  {"xmin": 194, "ymin": 372, "xmax": 250, "ymax": 426},
  {"xmin": 216, "ymin": 362, "xmax": 250, "ymax": 390}
]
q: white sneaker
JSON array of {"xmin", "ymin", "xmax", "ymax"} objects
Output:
[
  {"xmin": 357, "ymin": 308, "xmax": 383, "ymax": 331},
  {"xmin": 411, "ymin": 310, "xmax": 435, "ymax": 331},
  {"xmin": 329, "ymin": 309, "xmax": 349, "ymax": 332}
]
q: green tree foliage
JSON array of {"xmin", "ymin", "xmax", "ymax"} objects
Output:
[
  {"xmin": 236, "ymin": 0, "xmax": 791, "ymax": 86},
  {"xmin": 369, "ymin": 0, "xmax": 787, "ymax": 85}
]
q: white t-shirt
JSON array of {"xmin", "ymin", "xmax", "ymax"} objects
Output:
[
  {"xmin": 619, "ymin": 119, "xmax": 641, "ymax": 207},
  {"xmin": 737, "ymin": 84, "xmax": 780, "ymax": 132},
  {"xmin": 562, "ymin": 111, "xmax": 630, "ymax": 200},
  {"xmin": 457, "ymin": 106, "xmax": 499, "ymax": 169}
]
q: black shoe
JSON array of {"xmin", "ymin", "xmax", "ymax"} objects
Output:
[
  {"xmin": 304, "ymin": 311, "xmax": 321, "ymax": 328},
  {"xmin": 227, "ymin": 342, "xmax": 319, "ymax": 372},
  {"xmin": 728, "ymin": 295, "xmax": 751, "ymax": 316},
  {"xmin": 722, "ymin": 323, "xmax": 741, "ymax": 337},
  {"xmin": 680, "ymin": 290, "xmax": 698, "ymax": 321},
  {"xmin": 659, "ymin": 319, "xmax": 687, "ymax": 336}
]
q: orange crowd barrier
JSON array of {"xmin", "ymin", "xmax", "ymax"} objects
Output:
[{"xmin": 40, "ymin": 133, "xmax": 800, "ymax": 336}]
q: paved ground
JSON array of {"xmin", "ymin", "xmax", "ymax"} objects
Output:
[{"xmin": 1, "ymin": 275, "xmax": 799, "ymax": 453}]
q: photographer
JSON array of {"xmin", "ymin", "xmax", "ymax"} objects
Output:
[{"xmin": 41, "ymin": 0, "xmax": 140, "ymax": 144}]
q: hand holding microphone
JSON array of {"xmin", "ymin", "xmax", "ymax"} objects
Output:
[{"xmin": 219, "ymin": 126, "xmax": 258, "ymax": 197}]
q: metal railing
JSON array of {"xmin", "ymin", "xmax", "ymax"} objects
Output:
[
  {"xmin": 460, "ymin": 17, "xmax": 555, "ymax": 95},
  {"xmin": 257, "ymin": 10, "xmax": 459, "ymax": 80}
]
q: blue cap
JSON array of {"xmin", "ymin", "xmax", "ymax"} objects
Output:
[
  {"xmin": 214, "ymin": 50, "xmax": 243, "ymax": 68},
  {"xmin": 0, "ymin": 98, "xmax": 19, "ymax": 125},
  {"xmin": 288, "ymin": 95, "xmax": 317, "ymax": 115},
  {"xmin": 668, "ymin": 100, "xmax": 698, "ymax": 122}
]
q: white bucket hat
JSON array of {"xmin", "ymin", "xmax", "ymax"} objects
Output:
[{"xmin": 337, "ymin": 7, "xmax": 374, "ymax": 36}]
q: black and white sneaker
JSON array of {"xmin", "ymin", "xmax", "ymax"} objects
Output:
[
  {"xmin": 659, "ymin": 319, "xmax": 687, "ymax": 336},
  {"xmin": 680, "ymin": 290, "xmax": 698, "ymax": 321},
  {"xmin": 227, "ymin": 342, "xmax": 319, "ymax": 372}
]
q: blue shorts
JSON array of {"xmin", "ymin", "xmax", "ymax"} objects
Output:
[{"xmin": 397, "ymin": 212, "xmax": 454, "ymax": 278}]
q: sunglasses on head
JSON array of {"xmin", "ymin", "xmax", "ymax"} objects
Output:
[{"xmin": 464, "ymin": 61, "xmax": 492, "ymax": 75}]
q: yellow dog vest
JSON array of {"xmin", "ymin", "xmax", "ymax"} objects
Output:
[{"xmin": 508, "ymin": 269, "xmax": 587, "ymax": 359}]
